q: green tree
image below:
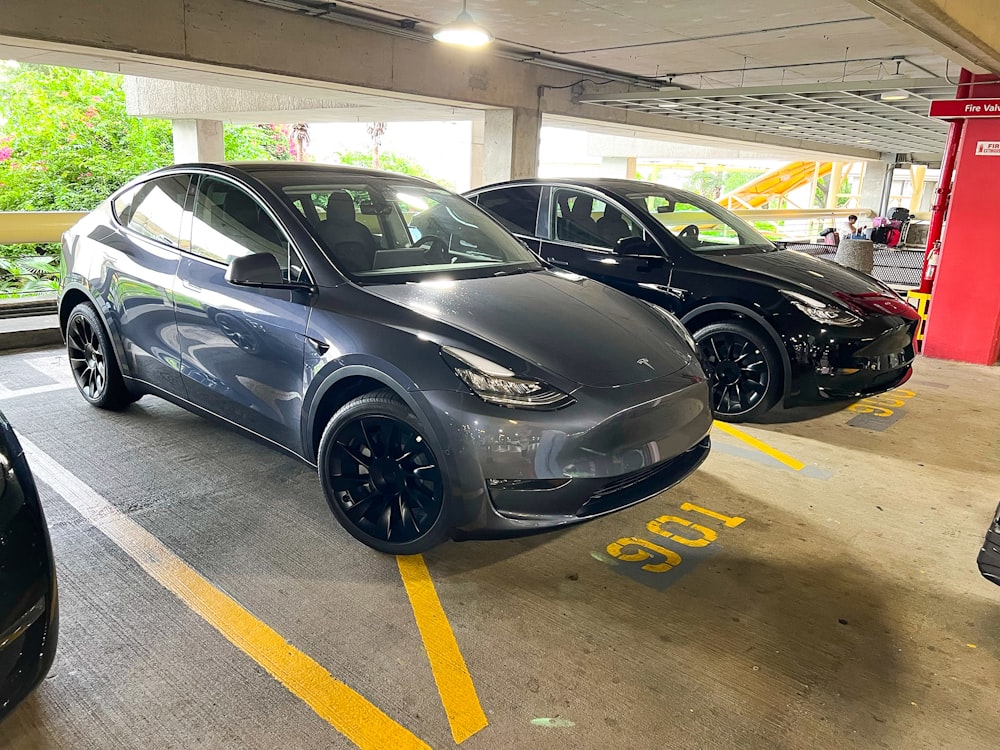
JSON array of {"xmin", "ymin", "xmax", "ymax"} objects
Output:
[
  {"xmin": 336, "ymin": 149, "xmax": 444, "ymax": 184},
  {"xmin": 0, "ymin": 64, "xmax": 293, "ymax": 296},
  {"xmin": 683, "ymin": 168, "xmax": 766, "ymax": 200}
]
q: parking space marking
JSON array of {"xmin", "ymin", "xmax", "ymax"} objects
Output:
[
  {"xmin": 397, "ymin": 555, "xmax": 488, "ymax": 744},
  {"xmin": 21, "ymin": 437, "xmax": 430, "ymax": 750},
  {"xmin": 598, "ymin": 501, "xmax": 747, "ymax": 589},
  {"xmin": 712, "ymin": 420, "xmax": 806, "ymax": 472},
  {"xmin": 0, "ymin": 382, "xmax": 76, "ymax": 400}
]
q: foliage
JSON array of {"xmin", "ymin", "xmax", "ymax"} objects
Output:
[
  {"xmin": 814, "ymin": 175, "xmax": 853, "ymax": 208},
  {"xmin": 336, "ymin": 149, "xmax": 444, "ymax": 185},
  {"xmin": 226, "ymin": 124, "xmax": 298, "ymax": 162},
  {"xmin": 0, "ymin": 63, "xmax": 295, "ymax": 296},
  {"xmin": 683, "ymin": 168, "xmax": 766, "ymax": 200}
]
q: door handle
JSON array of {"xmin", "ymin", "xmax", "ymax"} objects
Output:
[{"xmin": 546, "ymin": 258, "xmax": 569, "ymax": 266}]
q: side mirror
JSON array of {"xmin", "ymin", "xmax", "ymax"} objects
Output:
[
  {"xmin": 226, "ymin": 253, "xmax": 284, "ymax": 287},
  {"xmin": 616, "ymin": 236, "xmax": 663, "ymax": 260}
]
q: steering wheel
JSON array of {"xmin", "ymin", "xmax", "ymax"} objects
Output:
[
  {"xmin": 678, "ymin": 224, "xmax": 700, "ymax": 246},
  {"xmin": 414, "ymin": 234, "xmax": 449, "ymax": 264}
]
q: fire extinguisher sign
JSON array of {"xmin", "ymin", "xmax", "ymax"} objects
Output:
[{"xmin": 975, "ymin": 141, "xmax": 1000, "ymax": 156}]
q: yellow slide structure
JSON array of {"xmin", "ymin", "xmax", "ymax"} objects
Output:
[{"xmin": 717, "ymin": 162, "xmax": 834, "ymax": 210}]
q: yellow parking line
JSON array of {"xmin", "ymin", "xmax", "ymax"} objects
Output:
[
  {"xmin": 712, "ymin": 420, "xmax": 806, "ymax": 472},
  {"xmin": 21, "ymin": 438, "xmax": 429, "ymax": 750},
  {"xmin": 397, "ymin": 554, "xmax": 488, "ymax": 744}
]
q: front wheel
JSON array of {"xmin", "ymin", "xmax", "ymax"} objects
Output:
[
  {"xmin": 66, "ymin": 302, "xmax": 139, "ymax": 410},
  {"xmin": 317, "ymin": 389, "xmax": 449, "ymax": 554},
  {"xmin": 694, "ymin": 321, "xmax": 780, "ymax": 422}
]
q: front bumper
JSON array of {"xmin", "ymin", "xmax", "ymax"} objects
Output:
[
  {"xmin": 782, "ymin": 313, "xmax": 918, "ymax": 406},
  {"xmin": 417, "ymin": 364, "xmax": 713, "ymax": 539},
  {"xmin": 978, "ymin": 502, "xmax": 1000, "ymax": 586}
]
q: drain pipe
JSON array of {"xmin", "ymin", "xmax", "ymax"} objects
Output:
[{"xmin": 919, "ymin": 68, "xmax": 972, "ymax": 293}]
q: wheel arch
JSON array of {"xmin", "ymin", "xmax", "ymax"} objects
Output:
[
  {"xmin": 681, "ymin": 302, "xmax": 792, "ymax": 399},
  {"xmin": 303, "ymin": 365, "xmax": 440, "ymax": 464},
  {"xmin": 58, "ymin": 284, "xmax": 134, "ymax": 381}
]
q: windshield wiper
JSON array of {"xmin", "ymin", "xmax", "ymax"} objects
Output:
[{"xmin": 493, "ymin": 267, "xmax": 538, "ymax": 277}]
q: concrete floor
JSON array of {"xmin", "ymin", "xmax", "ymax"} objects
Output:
[{"xmin": 0, "ymin": 347, "xmax": 997, "ymax": 749}]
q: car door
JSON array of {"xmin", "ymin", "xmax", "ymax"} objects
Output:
[
  {"xmin": 469, "ymin": 184, "xmax": 543, "ymax": 253},
  {"xmin": 107, "ymin": 174, "xmax": 190, "ymax": 394},
  {"xmin": 173, "ymin": 175, "xmax": 312, "ymax": 452},
  {"xmin": 537, "ymin": 187, "xmax": 681, "ymax": 312}
]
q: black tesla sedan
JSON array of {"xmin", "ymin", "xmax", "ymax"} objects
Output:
[
  {"xmin": 59, "ymin": 163, "xmax": 712, "ymax": 554},
  {"xmin": 0, "ymin": 409, "xmax": 58, "ymax": 721},
  {"xmin": 464, "ymin": 179, "xmax": 920, "ymax": 421}
]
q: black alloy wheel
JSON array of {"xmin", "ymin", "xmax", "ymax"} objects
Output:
[
  {"xmin": 694, "ymin": 321, "xmax": 779, "ymax": 421},
  {"xmin": 318, "ymin": 389, "xmax": 448, "ymax": 554},
  {"xmin": 66, "ymin": 302, "xmax": 137, "ymax": 410}
]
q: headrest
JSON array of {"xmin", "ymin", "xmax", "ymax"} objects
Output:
[{"xmin": 326, "ymin": 192, "xmax": 357, "ymax": 224}]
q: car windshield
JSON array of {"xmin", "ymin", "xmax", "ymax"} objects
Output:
[
  {"xmin": 268, "ymin": 171, "xmax": 542, "ymax": 282},
  {"xmin": 624, "ymin": 188, "xmax": 775, "ymax": 255}
]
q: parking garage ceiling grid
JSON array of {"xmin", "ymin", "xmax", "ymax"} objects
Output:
[{"xmin": 243, "ymin": 0, "xmax": 961, "ymax": 157}]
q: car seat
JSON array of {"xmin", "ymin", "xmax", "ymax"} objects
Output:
[
  {"xmin": 320, "ymin": 191, "xmax": 378, "ymax": 272},
  {"xmin": 566, "ymin": 195, "xmax": 600, "ymax": 244},
  {"xmin": 596, "ymin": 206, "xmax": 630, "ymax": 246}
]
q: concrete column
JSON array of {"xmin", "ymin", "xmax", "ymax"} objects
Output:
[
  {"xmin": 826, "ymin": 162, "xmax": 845, "ymax": 209},
  {"xmin": 172, "ymin": 119, "xmax": 225, "ymax": 163},
  {"xmin": 483, "ymin": 107, "xmax": 540, "ymax": 184},
  {"xmin": 858, "ymin": 160, "xmax": 892, "ymax": 215},
  {"xmin": 469, "ymin": 118, "xmax": 485, "ymax": 188},
  {"xmin": 600, "ymin": 156, "xmax": 629, "ymax": 177}
]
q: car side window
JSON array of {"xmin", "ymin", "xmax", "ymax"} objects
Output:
[
  {"xmin": 120, "ymin": 175, "xmax": 191, "ymax": 248},
  {"xmin": 552, "ymin": 189, "xmax": 641, "ymax": 249},
  {"xmin": 189, "ymin": 177, "xmax": 291, "ymax": 271},
  {"xmin": 474, "ymin": 186, "xmax": 541, "ymax": 235}
]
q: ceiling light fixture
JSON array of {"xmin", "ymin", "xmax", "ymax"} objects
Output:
[
  {"xmin": 880, "ymin": 59, "xmax": 910, "ymax": 101},
  {"xmin": 433, "ymin": 1, "xmax": 493, "ymax": 47}
]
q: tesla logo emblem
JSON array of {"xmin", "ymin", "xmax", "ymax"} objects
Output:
[{"xmin": 636, "ymin": 357, "xmax": 654, "ymax": 370}]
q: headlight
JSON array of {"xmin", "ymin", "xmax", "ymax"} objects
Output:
[
  {"xmin": 646, "ymin": 303, "xmax": 697, "ymax": 352},
  {"xmin": 780, "ymin": 290, "xmax": 862, "ymax": 327},
  {"xmin": 441, "ymin": 346, "xmax": 574, "ymax": 409}
]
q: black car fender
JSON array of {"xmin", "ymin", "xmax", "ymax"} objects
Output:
[{"xmin": 680, "ymin": 302, "xmax": 793, "ymax": 398}]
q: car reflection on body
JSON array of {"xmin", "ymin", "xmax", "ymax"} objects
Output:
[
  {"xmin": 0, "ymin": 409, "xmax": 58, "ymax": 722},
  {"xmin": 465, "ymin": 179, "xmax": 921, "ymax": 421},
  {"xmin": 59, "ymin": 162, "xmax": 712, "ymax": 554}
]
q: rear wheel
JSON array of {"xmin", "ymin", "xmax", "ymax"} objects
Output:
[
  {"xmin": 317, "ymin": 389, "xmax": 449, "ymax": 554},
  {"xmin": 66, "ymin": 302, "xmax": 139, "ymax": 410},
  {"xmin": 694, "ymin": 321, "xmax": 779, "ymax": 422}
]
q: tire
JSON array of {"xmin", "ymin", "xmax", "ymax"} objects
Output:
[
  {"xmin": 694, "ymin": 320, "xmax": 780, "ymax": 422},
  {"xmin": 317, "ymin": 389, "xmax": 449, "ymax": 554},
  {"xmin": 65, "ymin": 302, "xmax": 139, "ymax": 411}
]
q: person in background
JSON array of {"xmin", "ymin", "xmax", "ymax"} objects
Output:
[{"xmin": 844, "ymin": 214, "xmax": 865, "ymax": 239}]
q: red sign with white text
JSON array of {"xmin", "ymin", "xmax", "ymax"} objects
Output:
[{"xmin": 928, "ymin": 99, "xmax": 1000, "ymax": 119}]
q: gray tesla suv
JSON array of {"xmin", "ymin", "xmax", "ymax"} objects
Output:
[{"xmin": 59, "ymin": 162, "xmax": 712, "ymax": 553}]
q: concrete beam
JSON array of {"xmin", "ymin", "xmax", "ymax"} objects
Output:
[
  {"xmin": 0, "ymin": 0, "xmax": 885, "ymax": 161},
  {"xmin": 483, "ymin": 108, "xmax": 540, "ymax": 183},
  {"xmin": 846, "ymin": 0, "xmax": 1000, "ymax": 74}
]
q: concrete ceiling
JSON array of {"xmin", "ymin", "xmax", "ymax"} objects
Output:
[{"xmin": 239, "ymin": 0, "xmax": 971, "ymax": 159}]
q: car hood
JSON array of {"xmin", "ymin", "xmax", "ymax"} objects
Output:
[
  {"xmin": 707, "ymin": 249, "xmax": 918, "ymax": 318},
  {"xmin": 364, "ymin": 271, "xmax": 695, "ymax": 387}
]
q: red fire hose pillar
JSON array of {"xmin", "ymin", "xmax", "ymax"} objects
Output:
[{"xmin": 922, "ymin": 73, "xmax": 1000, "ymax": 364}]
